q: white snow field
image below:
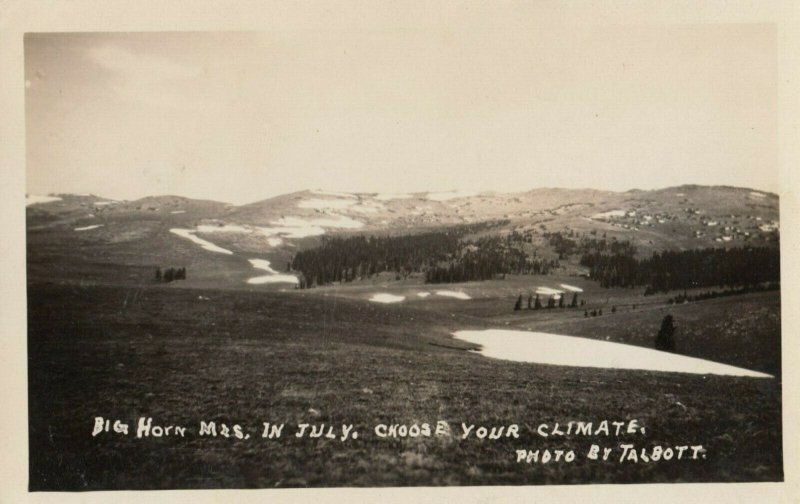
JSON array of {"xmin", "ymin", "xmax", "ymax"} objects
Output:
[
  {"xmin": 559, "ymin": 284, "xmax": 584, "ymax": 292},
  {"xmin": 256, "ymin": 225, "xmax": 325, "ymax": 239},
  {"xmin": 169, "ymin": 228, "xmax": 233, "ymax": 254},
  {"xmin": 298, "ymin": 199, "xmax": 357, "ymax": 210},
  {"xmin": 452, "ymin": 330, "xmax": 772, "ymax": 378},
  {"xmin": 374, "ymin": 193, "xmax": 414, "ymax": 201},
  {"xmin": 591, "ymin": 209, "xmax": 626, "ymax": 219},
  {"xmin": 426, "ymin": 190, "xmax": 479, "ymax": 201},
  {"xmin": 369, "ymin": 293, "xmax": 406, "ymax": 303},
  {"xmin": 169, "ymin": 214, "xmax": 366, "ymax": 246},
  {"xmin": 310, "ymin": 190, "xmax": 357, "ymax": 199},
  {"xmin": 197, "ymin": 224, "xmax": 251, "ymax": 233},
  {"xmin": 417, "ymin": 292, "xmax": 431, "ymax": 298},
  {"xmin": 535, "ymin": 287, "xmax": 563, "ymax": 296},
  {"xmin": 253, "ymin": 216, "xmax": 365, "ymax": 239},
  {"xmin": 435, "ymin": 290, "xmax": 472, "ymax": 300},
  {"xmin": 273, "ymin": 215, "xmax": 364, "ymax": 230},
  {"xmin": 246, "ymin": 259, "xmax": 299, "ymax": 284},
  {"xmin": 26, "ymin": 194, "xmax": 62, "ymax": 206},
  {"xmin": 74, "ymin": 224, "xmax": 104, "ymax": 231}
]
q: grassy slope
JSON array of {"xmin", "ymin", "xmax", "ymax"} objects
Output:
[
  {"xmin": 28, "ymin": 282, "xmax": 782, "ymax": 489},
  {"xmin": 313, "ymin": 274, "xmax": 781, "ymax": 376}
]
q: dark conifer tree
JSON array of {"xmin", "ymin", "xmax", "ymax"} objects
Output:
[
  {"xmin": 514, "ymin": 294, "xmax": 523, "ymax": 311},
  {"xmin": 655, "ymin": 314, "xmax": 677, "ymax": 352}
]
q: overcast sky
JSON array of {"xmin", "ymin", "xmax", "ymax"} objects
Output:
[{"xmin": 25, "ymin": 25, "xmax": 777, "ymax": 204}]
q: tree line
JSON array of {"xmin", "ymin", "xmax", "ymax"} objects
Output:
[
  {"xmin": 580, "ymin": 246, "xmax": 780, "ymax": 291},
  {"xmin": 155, "ymin": 267, "xmax": 186, "ymax": 283},
  {"xmin": 289, "ymin": 222, "xmax": 557, "ymax": 288}
]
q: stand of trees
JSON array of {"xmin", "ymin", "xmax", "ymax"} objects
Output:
[
  {"xmin": 155, "ymin": 267, "xmax": 186, "ymax": 283},
  {"xmin": 581, "ymin": 246, "xmax": 779, "ymax": 291},
  {"xmin": 543, "ymin": 231, "xmax": 637, "ymax": 259},
  {"xmin": 290, "ymin": 222, "xmax": 558, "ymax": 288},
  {"xmin": 424, "ymin": 236, "xmax": 557, "ymax": 283},
  {"xmin": 514, "ymin": 292, "xmax": 579, "ymax": 311},
  {"xmin": 666, "ymin": 282, "xmax": 779, "ymax": 304}
]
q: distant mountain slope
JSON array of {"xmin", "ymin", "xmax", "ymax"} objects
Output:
[{"xmin": 25, "ymin": 185, "xmax": 779, "ymax": 287}]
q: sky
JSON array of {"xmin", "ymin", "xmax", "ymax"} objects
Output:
[{"xmin": 25, "ymin": 25, "xmax": 778, "ymax": 205}]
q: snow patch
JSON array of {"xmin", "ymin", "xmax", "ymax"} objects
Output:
[
  {"xmin": 257, "ymin": 225, "xmax": 326, "ymax": 239},
  {"xmin": 311, "ymin": 190, "xmax": 357, "ymax": 199},
  {"xmin": 247, "ymin": 258, "xmax": 299, "ymax": 284},
  {"xmin": 26, "ymin": 195, "xmax": 62, "ymax": 206},
  {"xmin": 559, "ymin": 284, "xmax": 584, "ymax": 292},
  {"xmin": 273, "ymin": 215, "xmax": 364, "ymax": 230},
  {"xmin": 298, "ymin": 199, "xmax": 356, "ymax": 210},
  {"xmin": 369, "ymin": 293, "xmax": 406, "ymax": 304},
  {"xmin": 426, "ymin": 190, "xmax": 479, "ymax": 201},
  {"xmin": 453, "ymin": 330, "xmax": 772, "ymax": 378},
  {"xmin": 750, "ymin": 192, "xmax": 766, "ymax": 198},
  {"xmin": 197, "ymin": 224, "xmax": 251, "ymax": 233},
  {"xmin": 74, "ymin": 224, "xmax": 103, "ymax": 231},
  {"xmin": 171, "ymin": 210, "xmax": 186, "ymax": 214},
  {"xmin": 417, "ymin": 292, "xmax": 431, "ymax": 298},
  {"xmin": 535, "ymin": 287, "xmax": 564, "ymax": 295},
  {"xmin": 435, "ymin": 290, "xmax": 471, "ymax": 300},
  {"xmin": 374, "ymin": 193, "xmax": 414, "ymax": 201},
  {"xmin": 591, "ymin": 209, "xmax": 626, "ymax": 219},
  {"xmin": 170, "ymin": 228, "xmax": 233, "ymax": 255}
]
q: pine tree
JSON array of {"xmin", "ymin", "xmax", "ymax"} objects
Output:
[
  {"xmin": 514, "ymin": 294, "xmax": 523, "ymax": 311},
  {"xmin": 558, "ymin": 295, "xmax": 565, "ymax": 308},
  {"xmin": 655, "ymin": 314, "xmax": 676, "ymax": 352},
  {"xmin": 534, "ymin": 295, "xmax": 542, "ymax": 310},
  {"xmin": 527, "ymin": 293, "xmax": 533, "ymax": 310},
  {"xmin": 570, "ymin": 292, "xmax": 578, "ymax": 308}
]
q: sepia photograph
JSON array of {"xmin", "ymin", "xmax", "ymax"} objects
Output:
[{"xmin": 3, "ymin": 1, "xmax": 799, "ymax": 501}]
